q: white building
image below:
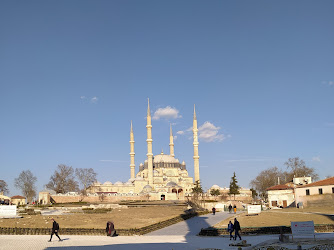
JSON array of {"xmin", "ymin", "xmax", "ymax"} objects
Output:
[
  {"xmin": 266, "ymin": 177, "xmax": 313, "ymax": 208},
  {"xmin": 295, "ymin": 176, "xmax": 334, "ymax": 207},
  {"xmin": 266, "ymin": 183, "xmax": 295, "ymax": 208}
]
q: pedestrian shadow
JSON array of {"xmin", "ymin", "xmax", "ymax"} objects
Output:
[{"xmin": 46, "ymin": 242, "xmax": 192, "ymax": 250}]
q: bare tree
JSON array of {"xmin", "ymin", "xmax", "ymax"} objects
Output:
[
  {"xmin": 75, "ymin": 168, "xmax": 97, "ymax": 195},
  {"xmin": 191, "ymin": 180, "xmax": 204, "ymax": 209},
  {"xmin": 46, "ymin": 164, "xmax": 79, "ymax": 194},
  {"xmin": 0, "ymin": 180, "xmax": 9, "ymax": 195},
  {"xmin": 284, "ymin": 157, "xmax": 319, "ymax": 181},
  {"xmin": 14, "ymin": 170, "xmax": 37, "ymax": 203},
  {"xmin": 250, "ymin": 166, "xmax": 285, "ymax": 199}
]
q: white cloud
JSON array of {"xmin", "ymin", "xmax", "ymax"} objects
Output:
[
  {"xmin": 152, "ymin": 106, "xmax": 181, "ymax": 120},
  {"xmin": 80, "ymin": 96, "xmax": 86, "ymax": 99},
  {"xmin": 91, "ymin": 97, "xmax": 98, "ymax": 103},
  {"xmin": 312, "ymin": 156, "xmax": 321, "ymax": 162},
  {"xmin": 173, "ymin": 135, "xmax": 177, "ymax": 140},
  {"xmin": 176, "ymin": 131, "xmax": 184, "ymax": 135},
  {"xmin": 198, "ymin": 121, "xmax": 224, "ymax": 142}
]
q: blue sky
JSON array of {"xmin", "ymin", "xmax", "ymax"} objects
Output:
[{"xmin": 1, "ymin": 1, "xmax": 333, "ymax": 196}]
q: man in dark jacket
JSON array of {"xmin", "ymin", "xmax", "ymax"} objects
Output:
[
  {"xmin": 49, "ymin": 218, "xmax": 62, "ymax": 242},
  {"xmin": 234, "ymin": 218, "xmax": 242, "ymax": 240}
]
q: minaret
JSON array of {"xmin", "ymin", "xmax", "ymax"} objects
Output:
[
  {"xmin": 146, "ymin": 99, "xmax": 154, "ymax": 185},
  {"xmin": 169, "ymin": 124, "xmax": 175, "ymax": 157},
  {"xmin": 193, "ymin": 105, "xmax": 200, "ymax": 183},
  {"xmin": 129, "ymin": 121, "xmax": 135, "ymax": 179}
]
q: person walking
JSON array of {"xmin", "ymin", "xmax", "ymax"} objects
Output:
[
  {"xmin": 228, "ymin": 204, "xmax": 232, "ymax": 213},
  {"xmin": 48, "ymin": 218, "xmax": 62, "ymax": 242},
  {"xmin": 212, "ymin": 207, "xmax": 216, "ymax": 215},
  {"xmin": 234, "ymin": 218, "xmax": 242, "ymax": 240},
  {"xmin": 227, "ymin": 220, "xmax": 234, "ymax": 240},
  {"xmin": 233, "ymin": 204, "xmax": 237, "ymax": 214}
]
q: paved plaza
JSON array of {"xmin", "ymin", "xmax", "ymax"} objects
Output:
[{"xmin": 0, "ymin": 212, "xmax": 333, "ymax": 250}]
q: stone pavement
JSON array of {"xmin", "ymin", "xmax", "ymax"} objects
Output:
[
  {"xmin": 147, "ymin": 211, "xmax": 240, "ymax": 236},
  {"xmin": 1, "ymin": 233, "xmax": 334, "ymax": 250},
  {"xmin": 0, "ymin": 211, "xmax": 333, "ymax": 249}
]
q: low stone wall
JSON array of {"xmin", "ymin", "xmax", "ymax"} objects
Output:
[
  {"xmin": 199, "ymin": 224, "xmax": 334, "ymax": 236},
  {"xmin": 50, "ymin": 195, "xmax": 148, "ymax": 204},
  {"xmin": 0, "ymin": 211, "xmax": 208, "ymax": 236}
]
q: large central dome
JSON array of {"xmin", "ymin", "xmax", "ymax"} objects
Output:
[{"xmin": 154, "ymin": 152, "xmax": 179, "ymax": 164}]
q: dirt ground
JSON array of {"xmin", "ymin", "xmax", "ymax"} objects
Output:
[
  {"xmin": 215, "ymin": 207, "xmax": 334, "ymax": 228},
  {"xmin": 0, "ymin": 206, "xmax": 187, "ymax": 229}
]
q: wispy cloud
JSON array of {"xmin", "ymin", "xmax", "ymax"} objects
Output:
[
  {"xmin": 198, "ymin": 121, "xmax": 224, "ymax": 142},
  {"xmin": 322, "ymin": 81, "xmax": 334, "ymax": 86},
  {"xmin": 152, "ymin": 106, "xmax": 181, "ymax": 120},
  {"xmin": 312, "ymin": 156, "xmax": 321, "ymax": 162},
  {"xmin": 325, "ymin": 122, "xmax": 334, "ymax": 127},
  {"xmin": 173, "ymin": 135, "xmax": 177, "ymax": 140},
  {"xmin": 80, "ymin": 96, "xmax": 98, "ymax": 104},
  {"xmin": 91, "ymin": 96, "xmax": 98, "ymax": 103},
  {"xmin": 99, "ymin": 160, "xmax": 127, "ymax": 163},
  {"xmin": 225, "ymin": 158, "xmax": 272, "ymax": 162},
  {"xmin": 176, "ymin": 131, "xmax": 184, "ymax": 135}
]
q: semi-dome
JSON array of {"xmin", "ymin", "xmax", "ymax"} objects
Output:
[
  {"xmin": 103, "ymin": 181, "xmax": 112, "ymax": 185},
  {"xmin": 211, "ymin": 184, "xmax": 220, "ymax": 189},
  {"xmin": 142, "ymin": 185, "xmax": 153, "ymax": 192},
  {"xmin": 114, "ymin": 181, "xmax": 123, "ymax": 185},
  {"xmin": 166, "ymin": 181, "xmax": 178, "ymax": 187}
]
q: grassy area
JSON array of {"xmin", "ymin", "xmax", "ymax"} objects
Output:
[
  {"xmin": 214, "ymin": 207, "xmax": 334, "ymax": 228},
  {"xmin": 0, "ymin": 206, "xmax": 187, "ymax": 229}
]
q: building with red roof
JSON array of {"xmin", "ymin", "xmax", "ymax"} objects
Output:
[{"xmin": 295, "ymin": 177, "xmax": 334, "ymax": 207}]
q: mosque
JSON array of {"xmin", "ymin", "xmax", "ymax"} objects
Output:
[{"xmin": 86, "ymin": 100, "xmax": 200, "ymax": 201}]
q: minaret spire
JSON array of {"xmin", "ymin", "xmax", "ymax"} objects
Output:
[
  {"xmin": 193, "ymin": 105, "xmax": 200, "ymax": 183},
  {"xmin": 129, "ymin": 121, "xmax": 135, "ymax": 179},
  {"xmin": 146, "ymin": 99, "xmax": 154, "ymax": 185},
  {"xmin": 169, "ymin": 124, "xmax": 175, "ymax": 157}
]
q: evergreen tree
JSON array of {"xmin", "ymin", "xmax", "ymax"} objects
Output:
[
  {"xmin": 229, "ymin": 172, "xmax": 240, "ymax": 200},
  {"xmin": 210, "ymin": 189, "xmax": 221, "ymax": 200}
]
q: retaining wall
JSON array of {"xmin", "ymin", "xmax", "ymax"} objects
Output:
[{"xmin": 199, "ymin": 224, "xmax": 334, "ymax": 236}]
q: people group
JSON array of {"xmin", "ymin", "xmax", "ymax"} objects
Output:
[
  {"xmin": 227, "ymin": 218, "xmax": 242, "ymax": 241},
  {"xmin": 228, "ymin": 204, "xmax": 237, "ymax": 214},
  {"xmin": 48, "ymin": 218, "xmax": 118, "ymax": 242}
]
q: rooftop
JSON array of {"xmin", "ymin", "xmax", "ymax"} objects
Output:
[{"xmin": 296, "ymin": 176, "xmax": 334, "ymax": 188}]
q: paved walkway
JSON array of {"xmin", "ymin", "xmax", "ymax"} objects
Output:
[
  {"xmin": 1, "ymin": 233, "xmax": 333, "ymax": 250},
  {"xmin": 147, "ymin": 211, "xmax": 239, "ymax": 236},
  {"xmin": 1, "ymin": 211, "xmax": 333, "ymax": 249}
]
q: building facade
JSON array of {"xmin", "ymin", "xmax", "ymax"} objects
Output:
[{"xmin": 295, "ymin": 177, "xmax": 334, "ymax": 207}]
